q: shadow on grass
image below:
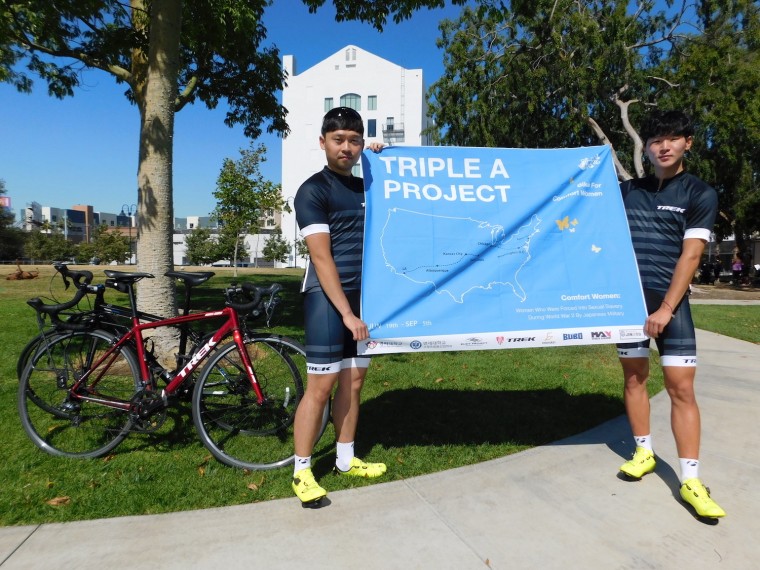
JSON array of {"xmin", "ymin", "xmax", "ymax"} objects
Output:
[{"xmin": 355, "ymin": 387, "xmax": 624, "ymax": 452}]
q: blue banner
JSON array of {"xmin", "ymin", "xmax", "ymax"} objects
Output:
[{"xmin": 359, "ymin": 145, "xmax": 648, "ymax": 355}]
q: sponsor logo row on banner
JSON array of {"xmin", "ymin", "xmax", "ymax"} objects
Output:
[{"xmin": 359, "ymin": 326, "xmax": 647, "ymax": 355}]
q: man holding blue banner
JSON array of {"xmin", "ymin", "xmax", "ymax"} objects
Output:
[
  {"xmin": 291, "ymin": 107, "xmax": 386, "ymax": 506},
  {"xmin": 616, "ymin": 110, "xmax": 725, "ymax": 518}
]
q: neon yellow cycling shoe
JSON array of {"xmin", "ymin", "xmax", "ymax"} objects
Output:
[
  {"xmin": 335, "ymin": 457, "xmax": 387, "ymax": 478},
  {"xmin": 619, "ymin": 447, "xmax": 656, "ymax": 479},
  {"xmin": 292, "ymin": 468, "xmax": 327, "ymax": 505},
  {"xmin": 680, "ymin": 478, "xmax": 726, "ymax": 518}
]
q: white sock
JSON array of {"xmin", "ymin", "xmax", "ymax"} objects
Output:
[
  {"xmin": 294, "ymin": 454, "xmax": 311, "ymax": 476},
  {"xmin": 679, "ymin": 458, "xmax": 699, "ymax": 483},
  {"xmin": 335, "ymin": 441, "xmax": 355, "ymax": 472},
  {"xmin": 634, "ymin": 434, "xmax": 653, "ymax": 452}
]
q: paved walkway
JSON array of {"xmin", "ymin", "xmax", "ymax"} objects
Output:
[{"xmin": 1, "ymin": 327, "xmax": 759, "ymax": 569}]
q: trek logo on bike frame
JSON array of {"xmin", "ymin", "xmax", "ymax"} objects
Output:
[{"xmin": 176, "ymin": 337, "xmax": 218, "ymax": 380}]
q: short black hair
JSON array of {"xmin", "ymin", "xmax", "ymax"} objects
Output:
[
  {"xmin": 640, "ymin": 110, "xmax": 694, "ymax": 143},
  {"xmin": 321, "ymin": 106, "xmax": 364, "ymax": 136}
]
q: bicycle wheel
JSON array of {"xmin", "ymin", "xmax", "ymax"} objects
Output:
[
  {"xmin": 18, "ymin": 329, "xmax": 141, "ymax": 459},
  {"xmin": 17, "ymin": 313, "xmax": 125, "ymax": 380},
  {"xmin": 17, "ymin": 329, "xmax": 59, "ymax": 380},
  {"xmin": 192, "ymin": 334, "xmax": 329, "ymax": 470}
]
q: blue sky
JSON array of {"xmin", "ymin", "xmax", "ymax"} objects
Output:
[{"xmin": 0, "ymin": 1, "xmax": 465, "ymax": 219}]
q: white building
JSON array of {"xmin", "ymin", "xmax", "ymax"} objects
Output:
[{"xmin": 280, "ymin": 45, "xmax": 430, "ymax": 267}]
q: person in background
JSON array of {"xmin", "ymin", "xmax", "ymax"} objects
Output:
[{"xmin": 731, "ymin": 254, "xmax": 744, "ymax": 285}]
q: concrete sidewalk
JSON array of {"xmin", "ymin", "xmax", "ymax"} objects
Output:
[{"xmin": 1, "ymin": 329, "xmax": 758, "ymax": 569}]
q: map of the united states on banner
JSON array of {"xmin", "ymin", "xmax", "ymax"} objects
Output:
[
  {"xmin": 359, "ymin": 145, "xmax": 648, "ymax": 355},
  {"xmin": 381, "ymin": 209, "xmax": 540, "ymax": 303}
]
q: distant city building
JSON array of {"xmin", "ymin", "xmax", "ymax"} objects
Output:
[
  {"xmin": 280, "ymin": 44, "xmax": 430, "ymax": 267},
  {"xmin": 16, "ymin": 198, "xmax": 286, "ymax": 266}
]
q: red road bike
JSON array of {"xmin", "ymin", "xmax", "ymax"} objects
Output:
[{"xmin": 18, "ymin": 269, "xmax": 329, "ymax": 470}]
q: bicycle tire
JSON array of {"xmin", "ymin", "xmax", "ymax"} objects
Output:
[
  {"xmin": 18, "ymin": 329, "xmax": 141, "ymax": 459},
  {"xmin": 192, "ymin": 334, "xmax": 330, "ymax": 470},
  {"xmin": 17, "ymin": 329, "xmax": 61, "ymax": 380},
  {"xmin": 16, "ymin": 312, "xmax": 128, "ymax": 380}
]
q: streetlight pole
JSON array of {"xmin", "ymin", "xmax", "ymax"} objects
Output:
[{"xmin": 120, "ymin": 203, "xmax": 136, "ymax": 265}]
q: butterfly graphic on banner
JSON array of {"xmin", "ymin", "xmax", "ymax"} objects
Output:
[{"xmin": 555, "ymin": 216, "xmax": 579, "ymax": 232}]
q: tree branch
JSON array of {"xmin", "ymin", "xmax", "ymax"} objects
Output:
[
  {"xmin": 175, "ymin": 76, "xmax": 198, "ymax": 111},
  {"xmin": 612, "ymin": 87, "xmax": 644, "ymax": 178},
  {"xmin": 646, "ymin": 75, "xmax": 680, "ymax": 88},
  {"xmin": 15, "ymin": 34, "xmax": 132, "ymax": 84},
  {"xmin": 586, "ymin": 116, "xmax": 631, "ymax": 180}
]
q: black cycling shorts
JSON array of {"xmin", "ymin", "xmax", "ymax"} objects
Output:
[
  {"xmin": 303, "ymin": 289, "xmax": 370, "ymax": 374},
  {"xmin": 616, "ymin": 288, "xmax": 697, "ymax": 367}
]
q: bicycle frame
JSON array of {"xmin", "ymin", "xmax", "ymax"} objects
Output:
[{"xmin": 67, "ymin": 306, "xmax": 265, "ymax": 411}]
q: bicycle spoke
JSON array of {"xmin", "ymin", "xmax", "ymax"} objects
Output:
[
  {"xmin": 192, "ymin": 335, "xmax": 315, "ymax": 470},
  {"xmin": 18, "ymin": 331, "xmax": 139, "ymax": 459}
]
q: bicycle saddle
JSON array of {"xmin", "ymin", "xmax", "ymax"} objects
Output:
[{"xmin": 165, "ymin": 271, "xmax": 215, "ymax": 287}]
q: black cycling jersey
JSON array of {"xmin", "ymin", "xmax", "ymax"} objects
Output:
[
  {"xmin": 295, "ymin": 167, "xmax": 366, "ymax": 293},
  {"xmin": 621, "ymin": 171, "xmax": 717, "ymax": 292}
]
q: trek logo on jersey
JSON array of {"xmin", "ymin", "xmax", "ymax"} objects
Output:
[{"xmin": 657, "ymin": 205, "xmax": 686, "ymax": 213}]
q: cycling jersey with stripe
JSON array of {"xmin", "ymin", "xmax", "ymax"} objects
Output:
[
  {"xmin": 294, "ymin": 167, "xmax": 365, "ymax": 294},
  {"xmin": 621, "ymin": 171, "xmax": 717, "ymax": 292}
]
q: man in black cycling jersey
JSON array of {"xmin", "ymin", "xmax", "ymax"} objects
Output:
[
  {"xmin": 291, "ymin": 107, "xmax": 385, "ymax": 505},
  {"xmin": 616, "ymin": 110, "xmax": 725, "ymax": 518}
]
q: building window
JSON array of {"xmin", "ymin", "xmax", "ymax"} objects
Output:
[
  {"xmin": 368, "ymin": 119, "xmax": 376, "ymax": 138},
  {"xmin": 340, "ymin": 93, "xmax": 361, "ymax": 111},
  {"xmin": 345, "ymin": 48, "xmax": 356, "ymax": 61},
  {"xmin": 368, "ymin": 95, "xmax": 377, "ymax": 110},
  {"xmin": 386, "ymin": 117, "xmax": 394, "ymax": 130},
  {"xmin": 324, "ymin": 97, "xmax": 333, "ymax": 112}
]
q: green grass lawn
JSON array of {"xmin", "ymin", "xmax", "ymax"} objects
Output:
[
  {"xmin": 691, "ymin": 303, "xmax": 760, "ymax": 344},
  {"xmin": 0, "ymin": 266, "xmax": 752, "ymax": 526}
]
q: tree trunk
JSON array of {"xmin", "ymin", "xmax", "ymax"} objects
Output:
[{"xmin": 133, "ymin": 0, "xmax": 183, "ymax": 360}]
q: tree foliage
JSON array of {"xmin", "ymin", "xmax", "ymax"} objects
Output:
[
  {"xmin": 0, "ymin": 179, "xmax": 25, "ymax": 260},
  {"xmin": 214, "ymin": 225, "xmax": 250, "ymax": 265},
  {"xmin": 1, "ymin": 0, "xmax": 287, "ymax": 135},
  {"xmin": 23, "ymin": 232, "xmax": 75, "ymax": 262},
  {"xmin": 1, "ymin": 0, "xmax": 465, "ymax": 318},
  {"xmin": 428, "ymin": 1, "xmax": 685, "ymax": 173},
  {"xmin": 212, "ymin": 143, "xmax": 281, "ymax": 274},
  {"xmin": 184, "ymin": 227, "xmax": 216, "ymax": 265},
  {"xmin": 656, "ymin": 0, "xmax": 760, "ymax": 243},
  {"xmin": 262, "ymin": 227, "xmax": 289, "ymax": 263},
  {"xmin": 428, "ymin": 0, "xmax": 759, "ymax": 240},
  {"xmin": 296, "ymin": 238, "xmax": 309, "ymax": 264},
  {"xmin": 84, "ymin": 224, "xmax": 132, "ymax": 264},
  {"xmin": 0, "ymin": 0, "xmax": 287, "ymax": 322}
]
